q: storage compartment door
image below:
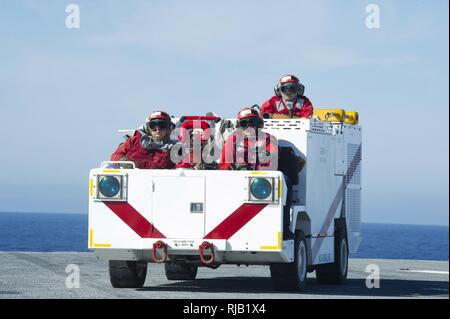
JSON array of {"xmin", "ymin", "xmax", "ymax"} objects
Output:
[{"xmin": 152, "ymin": 177, "xmax": 205, "ymax": 239}]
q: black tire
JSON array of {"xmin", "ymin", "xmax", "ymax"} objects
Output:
[
  {"xmin": 109, "ymin": 260, "xmax": 147, "ymax": 288},
  {"xmin": 315, "ymin": 229, "xmax": 349, "ymax": 284},
  {"xmin": 165, "ymin": 263, "xmax": 198, "ymax": 280},
  {"xmin": 270, "ymin": 231, "xmax": 308, "ymax": 291}
]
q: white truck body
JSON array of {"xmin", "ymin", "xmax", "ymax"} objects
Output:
[{"xmin": 88, "ymin": 118, "xmax": 362, "ymax": 271}]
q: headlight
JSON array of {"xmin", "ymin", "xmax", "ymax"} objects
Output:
[
  {"xmin": 92, "ymin": 173, "xmax": 128, "ymax": 202},
  {"xmin": 250, "ymin": 178, "xmax": 272, "ymax": 200},
  {"xmin": 248, "ymin": 177, "xmax": 277, "ymax": 203},
  {"xmin": 99, "ymin": 176, "xmax": 121, "ymax": 198}
]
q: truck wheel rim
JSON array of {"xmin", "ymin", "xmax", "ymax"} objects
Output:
[
  {"xmin": 340, "ymin": 239, "xmax": 348, "ymax": 275},
  {"xmin": 297, "ymin": 241, "xmax": 307, "ymax": 281}
]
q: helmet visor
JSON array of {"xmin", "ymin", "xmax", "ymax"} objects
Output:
[
  {"xmin": 280, "ymin": 83, "xmax": 301, "ymax": 95},
  {"xmin": 147, "ymin": 120, "xmax": 169, "ymax": 131},
  {"xmin": 239, "ymin": 117, "xmax": 260, "ymax": 129}
]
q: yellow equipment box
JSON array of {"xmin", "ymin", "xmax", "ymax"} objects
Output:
[
  {"xmin": 344, "ymin": 111, "xmax": 359, "ymax": 125},
  {"xmin": 313, "ymin": 109, "xmax": 346, "ymax": 122}
]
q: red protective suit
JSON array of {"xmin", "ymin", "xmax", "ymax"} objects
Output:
[
  {"xmin": 219, "ymin": 130, "xmax": 278, "ymax": 170},
  {"xmin": 260, "ymin": 95, "xmax": 314, "ymax": 118},
  {"xmin": 111, "ymin": 130, "xmax": 174, "ymax": 169}
]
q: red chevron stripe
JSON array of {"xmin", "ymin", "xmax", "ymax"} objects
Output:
[
  {"xmin": 204, "ymin": 203, "xmax": 268, "ymax": 240},
  {"xmin": 104, "ymin": 202, "xmax": 166, "ymax": 238},
  {"xmin": 105, "ymin": 201, "xmax": 266, "ymax": 240}
]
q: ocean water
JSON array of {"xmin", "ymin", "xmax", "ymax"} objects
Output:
[{"xmin": 0, "ymin": 212, "xmax": 448, "ymax": 261}]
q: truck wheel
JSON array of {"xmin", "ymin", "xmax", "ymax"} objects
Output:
[
  {"xmin": 109, "ymin": 260, "xmax": 147, "ymax": 288},
  {"xmin": 270, "ymin": 231, "xmax": 308, "ymax": 291},
  {"xmin": 165, "ymin": 263, "xmax": 198, "ymax": 280},
  {"xmin": 315, "ymin": 230, "xmax": 348, "ymax": 284}
]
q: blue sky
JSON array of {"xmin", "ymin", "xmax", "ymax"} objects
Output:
[{"xmin": 0, "ymin": 0, "xmax": 448, "ymax": 225}]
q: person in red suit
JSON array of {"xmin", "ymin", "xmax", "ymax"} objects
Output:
[
  {"xmin": 260, "ymin": 74, "xmax": 314, "ymax": 119},
  {"xmin": 220, "ymin": 107, "xmax": 278, "ymax": 171},
  {"xmin": 220, "ymin": 107, "xmax": 294, "ymax": 239},
  {"xmin": 111, "ymin": 111, "xmax": 176, "ymax": 169}
]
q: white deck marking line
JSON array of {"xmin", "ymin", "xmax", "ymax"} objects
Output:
[{"xmin": 399, "ymin": 269, "xmax": 449, "ymax": 275}]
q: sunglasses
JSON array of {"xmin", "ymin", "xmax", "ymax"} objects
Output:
[
  {"xmin": 239, "ymin": 117, "xmax": 260, "ymax": 128},
  {"xmin": 148, "ymin": 121, "xmax": 169, "ymax": 131},
  {"xmin": 280, "ymin": 84, "xmax": 300, "ymax": 95}
]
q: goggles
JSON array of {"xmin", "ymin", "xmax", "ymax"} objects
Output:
[
  {"xmin": 239, "ymin": 117, "xmax": 260, "ymax": 129},
  {"xmin": 280, "ymin": 83, "xmax": 301, "ymax": 95},
  {"xmin": 147, "ymin": 120, "xmax": 169, "ymax": 131}
]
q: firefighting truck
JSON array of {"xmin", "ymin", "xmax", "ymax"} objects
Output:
[{"xmin": 88, "ymin": 109, "xmax": 362, "ymax": 291}]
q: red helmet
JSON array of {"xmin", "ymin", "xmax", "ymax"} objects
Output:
[
  {"xmin": 237, "ymin": 108, "xmax": 264, "ymax": 129},
  {"xmin": 237, "ymin": 108, "xmax": 259, "ymax": 120},
  {"xmin": 146, "ymin": 111, "xmax": 171, "ymax": 123},
  {"xmin": 279, "ymin": 74, "xmax": 300, "ymax": 86},
  {"xmin": 144, "ymin": 111, "xmax": 172, "ymax": 133},
  {"xmin": 276, "ymin": 74, "xmax": 305, "ymax": 97}
]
